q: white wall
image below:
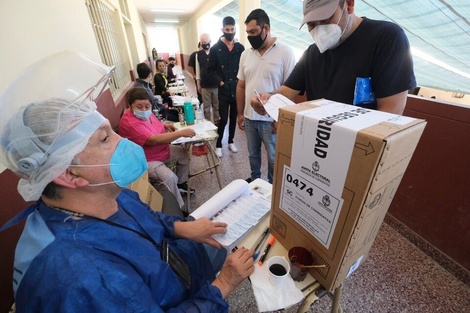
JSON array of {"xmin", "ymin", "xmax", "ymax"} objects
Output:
[
  {"xmin": 0, "ymin": 0, "xmax": 100, "ymax": 91},
  {"xmin": 127, "ymin": 1, "xmax": 152, "ymax": 66},
  {"xmin": 148, "ymin": 26, "xmax": 180, "ymax": 56},
  {"xmin": 146, "ymin": 0, "xmax": 233, "ymax": 58},
  {"xmin": 0, "ymin": 0, "xmax": 151, "ymax": 91},
  {"xmin": 0, "ymin": 0, "xmax": 100, "ymax": 172},
  {"xmin": 0, "ymin": 0, "xmax": 149, "ymax": 173}
]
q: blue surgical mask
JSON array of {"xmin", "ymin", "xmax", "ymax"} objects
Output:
[
  {"xmin": 133, "ymin": 109, "xmax": 152, "ymax": 120},
  {"xmin": 71, "ymin": 138, "xmax": 148, "ymax": 187}
]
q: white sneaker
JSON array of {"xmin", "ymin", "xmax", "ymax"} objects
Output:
[
  {"xmin": 215, "ymin": 148, "xmax": 223, "ymax": 158},
  {"xmin": 228, "ymin": 143, "xmax": 238, "ymax": 153}
]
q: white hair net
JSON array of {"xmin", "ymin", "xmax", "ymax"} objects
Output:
[{"xmin": 0, "ymin": 51, "xmax": 114, "ymax": 201}]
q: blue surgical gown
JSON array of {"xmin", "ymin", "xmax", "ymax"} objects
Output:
[{"xmin": 14, "ymin": 189, "xmax": 229, "ymax": 312}]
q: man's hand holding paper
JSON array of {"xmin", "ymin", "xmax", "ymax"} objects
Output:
[
  {"xmin": 250, "ymin": 93, "xmax": 295, "ymax": 122},
  {"xmin": 250, "ymin": 92, "xmax": 270, "ymax": 116},
  {"xmin": 174, "ymin": 218, "xmax": 228, "ymax": 249}
]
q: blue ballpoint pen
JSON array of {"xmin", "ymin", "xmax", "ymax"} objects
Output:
[{"xmin": 252, "ymin": 227, "xmax": 270, "ymax": 261}]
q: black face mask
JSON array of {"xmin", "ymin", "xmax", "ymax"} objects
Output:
[
  {"xmin": 248, "ymin": 29, "xmax": 267, "ymax": 50},
  {"xmin": 223, "ymin": 32, "xmax": 235, "ymax": 41},
  {"xmin": 169, "ymin": 63, "xmax": 175, "ymax": 68},
  {"xmin": 202, "ymin": 43, "xmax": 210, "ymax": 50}
]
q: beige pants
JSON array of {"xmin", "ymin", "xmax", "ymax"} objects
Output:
[
  {"xmin": 201, "ymin": 87, "xmax": 220, "ymax": 124},
  {"xmin": 147, "ymin": 145, "xmax": 189, "ymax": 208}
]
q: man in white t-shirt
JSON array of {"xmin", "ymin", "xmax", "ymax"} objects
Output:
[{"xmin": 236, "ymin": 9, "xmax": 296, "ymax": 183}]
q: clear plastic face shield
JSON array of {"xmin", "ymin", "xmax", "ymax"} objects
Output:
[{"xmin": 0, "ymin": 51, "xmax": 115, "ymax": 201}]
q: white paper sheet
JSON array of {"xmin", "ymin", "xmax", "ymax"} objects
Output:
[
  {"xmin": 171, "ymin": 121, "xmax": 218, "ymax": 144},
  {"xmin": 250, "ymin": 260, "xmax": 304, "ymax": 312},
  {"xmin": 263, "ymin": 94, "xmax": 295, "ymax": 122}
]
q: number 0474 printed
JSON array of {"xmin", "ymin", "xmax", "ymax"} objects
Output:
[{"xmin": 279, "ymin": 166, "xmax": 343, "ymax": 248}]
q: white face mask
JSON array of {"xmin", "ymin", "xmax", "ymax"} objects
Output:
[{"xmin": 310, "ymin": 6, "xmax": 348, "ymax": 53}]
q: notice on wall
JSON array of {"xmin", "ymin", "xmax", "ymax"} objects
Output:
[{"xmin": 279, "ymin": 166, "xmax": 343, "ymax": 248}]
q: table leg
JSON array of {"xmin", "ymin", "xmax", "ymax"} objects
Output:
[
  {"xmin": 207, "ymin": 142, "xmax": 222, "ymax": 189},
  {"xmin": 330, "ymin": 284, "xmax": 343, "ymax": 313},
  {"xmin": 187, "ymin": 143, "xmax": 193, "ymax": 211}
]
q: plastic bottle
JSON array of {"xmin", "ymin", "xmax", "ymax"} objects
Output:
[
  {"xmin": 178, "ymin": 111, "xmax": 186, "ymax": 126},
  {"xmin": 195, "ymin": 104, "xmax": 204, "ymax": 123},
  {"xmin": 183, "ymin": 98, "xmax": 195, "ymax": 125}
]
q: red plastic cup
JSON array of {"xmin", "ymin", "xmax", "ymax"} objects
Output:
[{"xmin": 288, "ymin": 247, "xmax": 314, "ymax": 282}]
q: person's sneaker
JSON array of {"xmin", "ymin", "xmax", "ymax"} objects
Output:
[
  {"xmin": 215, "ymin": 147, "xmax": 223, "ymax": 158},
  {"xmin": 177, "ymin": 182, "xmax": 195, "ymax": 194},
  {"xmin": 228, "ymin": 143, "xmax": 238, "ymax": 153}
]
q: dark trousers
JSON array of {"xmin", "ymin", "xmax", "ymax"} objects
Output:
[{"xmin": 216, "ymin": 96, "xmax": 237, "ymax": 148}]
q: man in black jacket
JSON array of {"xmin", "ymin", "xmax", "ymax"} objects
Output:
[{"xmin": 207, "ymin": 16, "xmax": 244, "ymax": 158}]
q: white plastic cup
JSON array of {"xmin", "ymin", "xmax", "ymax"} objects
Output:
[{"xmin": 267, "ymin": 256, "xmax": 290, "ymax": 287}]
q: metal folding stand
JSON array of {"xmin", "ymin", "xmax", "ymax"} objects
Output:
[
  {"xmin": 297, "ymin": 283, "xmax": 343, "ymax": 313},
  {"xmin": 185, "ymin": 139, "xmax": 222, "ymax": 212}
]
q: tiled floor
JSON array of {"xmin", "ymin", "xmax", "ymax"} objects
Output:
[{"xmin": 183, "ymin": 74, "xmax": 470, "ymax": 313}]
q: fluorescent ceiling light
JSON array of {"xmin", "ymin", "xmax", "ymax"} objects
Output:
[
  {"xmin": 151, "ymin": 9, "xmax": 185, "ymax": 13},
  {"xmin": 154, "ymin": 19, "xmax": 179, "ymax": 23}
]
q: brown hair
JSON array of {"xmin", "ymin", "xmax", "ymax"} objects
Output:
[{"xmin": 127, "ymin": 87, "xmax": 152, "ymax": 106}]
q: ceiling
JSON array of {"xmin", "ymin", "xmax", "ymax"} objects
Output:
[
  {"xmin": 134, "ymin": 0, "xmax": 206, "ymax": 25},
  {"xmin": 134, "ymin": 0, "xmax": 470, "ymax": 95}
]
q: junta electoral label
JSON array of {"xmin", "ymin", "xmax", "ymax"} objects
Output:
[
  {"xmin": 279, "ymin": 165, "xmax": 343, "ymax": 248},
  {"xmin": 291, "ymin": 101, "xmax": 398, "ymax": 199}
]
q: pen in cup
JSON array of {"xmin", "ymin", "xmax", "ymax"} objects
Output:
[{"xmin": 258, "ymin": 235, "xmax": 276, "ymax": 266}]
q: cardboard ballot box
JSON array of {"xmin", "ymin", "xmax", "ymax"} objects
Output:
[
  {"xmin": 270, "ymin": 99, "xmax": 426, "ymax": 291},
  {"xmin": 127, "ymin": 172, "xmax": 163, "ymax": 212}
]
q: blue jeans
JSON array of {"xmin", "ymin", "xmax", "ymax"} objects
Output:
[{"xmin": 244, "ymin": 118, "xmax": 276, "ymax": 183}]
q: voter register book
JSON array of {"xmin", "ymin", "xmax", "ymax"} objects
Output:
[{"xmin": 189, "ymin": 179, "xmax": 272, "ymax": 251}]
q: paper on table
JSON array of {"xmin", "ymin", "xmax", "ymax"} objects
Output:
[
  {"xmin": 171, "ymin": 95, "xmax": 196, "ymax": 105},
  {"xmin": 190, "ymin": 179, "xmax": 271, "ymax": 250},
  {"xmin": 263, "ymin": 94, "xmax": 295, "ymax": 122},
  {"xmin": 250, "ymin": 260, "xmax": 304, "ymax": 312},
  {"xmin": 171, "ymin": 121, "xmax": 218, "ymax": 144}
]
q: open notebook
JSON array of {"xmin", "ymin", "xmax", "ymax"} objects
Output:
[{"xmin": 189, "ymin": 180, "xmax": 272, "ymax": 251}]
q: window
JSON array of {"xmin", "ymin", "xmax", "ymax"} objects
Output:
[
  {"xmin": 118, "ymin": 0, "xmax": 130, "ymax": 21},
  {"xmin": 85, "ymin": 0, "xmax": 130, "ymax": 97}
]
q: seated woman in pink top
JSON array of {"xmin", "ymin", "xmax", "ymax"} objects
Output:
[{"xmin": 119, "ymin": 87, "xmax": 196, "ymax": 208}]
